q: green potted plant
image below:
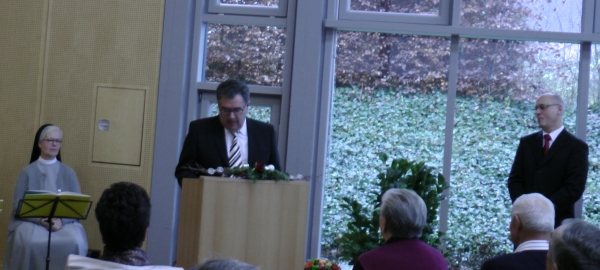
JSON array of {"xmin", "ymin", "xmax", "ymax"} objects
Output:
[{"xmin": 335, "ymin": 153, "xmax": 449, "ymax": 265}]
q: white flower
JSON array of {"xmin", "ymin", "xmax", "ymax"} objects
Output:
[{"xmin": 265, "ymin": 164, "xmax": 275, "ymax": 171}]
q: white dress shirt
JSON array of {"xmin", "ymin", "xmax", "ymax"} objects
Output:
[
  {"xmin": 542, "ymin": 125, "xmax": 564, "ymax": 149},
  {"xmin": 514, "ymin": 240, "xmax": 549, "ymax": 253}
]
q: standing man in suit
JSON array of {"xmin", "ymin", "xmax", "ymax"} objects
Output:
[
  {"xmin": 508, "ymin": 93, "xmax": 588, "ymax": 227},
  {"xmin": 174, "ymin": 79, "xmax": 281, "ymax": 186},
  {"xmin": 481, "ymin": 193, "xmax": 554, "ymax": 270}
]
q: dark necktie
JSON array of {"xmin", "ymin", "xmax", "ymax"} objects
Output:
[
  {"xmin": 229, "ymin": 132, "xmax": 242, "ymax": 167},
  {"xmin": 543, "ymin": 134, "xmax": 551, "ymax": 155}
]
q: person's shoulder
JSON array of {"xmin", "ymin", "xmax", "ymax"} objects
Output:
[
  {"xmin": 521, "ymin": 131, "xmax": 541, "ymax": 140},
  {"xmin": 247, "ymin": 118, "xmax": 274, "ymax": 130},
  {"xmin": 560, "ymin": 129, "xmax": 587, "ymax": 145},
  {"xmin": 22, "ymin": 162, "xmax": 37, "ymax": 171},
  {"xmin": 190, "ymin": 116, "xmax": 219, "ymax": 126},
  {"xmin": 58, "ymin": 161, "xmax": 75, "ymax": 171},
  {"xmin": 482, "ymin": 251, "xmax": 546, "ymax": 270},
  {"xmin": 188, "ymin": 116, "xmax": 222, "ymax": 132},
  {"xmin": 482, "ymin": 252, "xmax": 514, "ymax": 267},
  {"xmin": 20, "ymin": 162, "xmax": 40, "ymax": 174}
]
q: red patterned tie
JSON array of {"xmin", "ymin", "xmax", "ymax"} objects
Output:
[{"xmin": 543, "ymin": 134, "xmax": 551, "ymax": 155}]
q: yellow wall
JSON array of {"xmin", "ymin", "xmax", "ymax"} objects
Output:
[{"xmin": 0, "ymin": 0, "xmax": 164, "ymax": 265}]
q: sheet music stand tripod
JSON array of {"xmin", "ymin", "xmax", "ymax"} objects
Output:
[{"xmin": 16, "ymin": 194, "xmax": 92, "ymax": 270}]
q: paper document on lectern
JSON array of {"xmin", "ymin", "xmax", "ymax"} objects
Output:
[{"xmin": 18, "ymin": 190, "xmax": 91, "ymax": 218}]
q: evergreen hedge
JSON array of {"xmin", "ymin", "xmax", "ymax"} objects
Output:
[{"xmin": 322, "ymin": 87, "xmax": 600, "ymax": 269}]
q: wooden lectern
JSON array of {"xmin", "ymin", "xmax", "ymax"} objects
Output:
[{"xmin": 176, "ymin": 176, "xmax": 309, "ymax": 270}]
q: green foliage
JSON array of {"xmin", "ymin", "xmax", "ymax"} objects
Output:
[
  {"xmin": 322, "ymin": 87, "xmax": 600, "ymax": 269},
  {"xmin": 376, "ymin": 154, "xmax": 449, "ymax": 247},
  {"xmin": 227, "ymin": 166, "xmax": 289, "ymax": 182},
  {"xmin": 335, "ymin": 154, "xmax": 448, "ymax": 265},
  {"xmin": 335, "ymin": 197, "xmax": 381, "ymax": 265}
]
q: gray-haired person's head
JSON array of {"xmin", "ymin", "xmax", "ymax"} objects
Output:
[
  {"xmin": 39, "ymin": 125, "xmax": 63, "ymax": 142},
  {"xmin": 549, "ymin": 219, "xmax": 600, "ymax": 270},
  {"xmin": 189, "ymin": 259, "xmax": 258, "ymax": 270},
  {"xmin": 380, "ymin": 188, "xmax": 427, "ymax": 239},
  {"xmin": 511, "ymin": 193, "xmax": 554, "ymax": 232}
]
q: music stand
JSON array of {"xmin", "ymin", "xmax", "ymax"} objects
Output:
[{"xmin": 16, "ymin": 193, "xmax": 92, "ymax": 270}]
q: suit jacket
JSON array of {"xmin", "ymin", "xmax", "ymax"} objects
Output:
[
  {"xmin": 353, "ymin": 238, "xmax": 447, "ymax": 270},
  {"xmin": 481, "ymin": 250, "xmax": 547, "ymax": 270},
  {"xmin": 508, "ymin": 129, "xmax": 588, "ymax": 227},
  {"xmin": 175, "ymin": 116, "xmax": 281, "ymax": 186}
]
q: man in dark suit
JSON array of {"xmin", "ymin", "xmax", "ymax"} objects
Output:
[
  {"xmin": 481, "ymin": 193, "xmax": 554, "ymax": 270},
  {"xmin": 174, "ymin": 79, "xmax": 281, "ymax": 186},
  {"xmin": 508, "ymin": 93, "xmax": 588, "ymax": 227}
]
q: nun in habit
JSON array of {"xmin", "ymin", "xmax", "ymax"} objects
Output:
[{"xmin": 4, "ymin": 124, "xmax": 87, "ymax": 270}]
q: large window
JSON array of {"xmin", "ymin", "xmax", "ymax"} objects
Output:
[
  {"xmin": 448, "ymin": 39, "xmax": 579, "ymax": 267},
  {"xmin": 461, "ymin": 0, "xmax": 582, "ymax": 32},
  {"xmin": 584, "ymin": 45, "xmax": 600, "ymax": 226},
  {"xmin": 349, "ymin": 0, "xmax": 439, "ymax": 14},
  {"xmin": 219, "ymin": 0, "xmax": 278, "ymax": 7},
  {"xmin": 179, "ymin": 0, "xmax": 600, "ymax": 268},
  {"xmin": 205, "ymin": 24, "xmax": 286, "ymax": 87},
  {"xmin": 322, "ymin": 32, "xmax": 449, "ymax": 260}
]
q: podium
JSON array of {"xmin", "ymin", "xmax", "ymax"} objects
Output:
[{"xmin": 176, "ymin": 176, "xmax": 309, "ymax": 270}]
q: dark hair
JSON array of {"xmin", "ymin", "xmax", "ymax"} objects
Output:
[
  {"xmin": 30, "ymin": 124, "xmax": 62, "ymax": 163},
  {"xmin": 95, "ymin": 182, "xmax": 151, "ymax": 252},
  {"xmin": 550, "ymin": 219, "xmax": 600, "ymax": 270},
  {"xmin": 216, "ymin": 79, "xmax": 250, "ymax": 104}
]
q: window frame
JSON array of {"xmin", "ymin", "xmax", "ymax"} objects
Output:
[
  {"xmin": 338, "ymin": 0, "xmax": 452, "ymax": 25},
  {"xmin": 207, "ymin": 0, "xmax": 288, "ymax": 17}
]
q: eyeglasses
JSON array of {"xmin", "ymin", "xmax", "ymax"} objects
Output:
[
  {"xmin": 219, "ymin": 107, "xmax": 246, "ymax": 115},
  {"xmin": 534, "ymin": 104, "xmax": 559, "ymax": 111},
  {"xmin": 43, "ymin": 139, "xmax": 62, "ymax": 144}
]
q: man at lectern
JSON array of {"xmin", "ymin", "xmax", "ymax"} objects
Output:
[{"xmin": 175, "ymin": 79, "xmax": 281, "ymax": 186}]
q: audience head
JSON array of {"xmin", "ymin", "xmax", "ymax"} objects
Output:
[
  {"xmin": 189, "ymin": 258, "xmax": 258, "ymax": 270},
  {"xmin": 510, "ymin": 193, "xmax": 554, "ymax": 246},
  {"xmin": 31, "ymin": 124, "xmax": 63, "ymax": 163},
  {"xmin": 216, "ymin": 79, "xmax": 250, "ymax": 133},
  {"xmin": 535, "ymin": 93, "xmax": 564, "ymax": 133},
  {"xmin": 95, "ymin": 182, "xmax": 151, "ymax": 252},
  {"xmin": 546, "ymin": 219, "xmax": 600, "ymax": 270},
  {"xmin": 379, "ymin": 188, "xmax": 427, "ymax": 241}
]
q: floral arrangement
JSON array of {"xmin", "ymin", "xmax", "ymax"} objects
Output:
[
  {"xmin": 227, "ymin": 162, "xmax": 291, "ymax": 182},
  {"xmin": 185, "ymin": 162, "xmax": 303, "ymax": 182},
  {"xmin": 303, "ymin": 258, "xmax": 341, "ymax": 270}
]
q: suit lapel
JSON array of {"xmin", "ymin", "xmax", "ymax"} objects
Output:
[
  {"xmin": 531, "ymin": 131, "xmax": 544, "ymax": 167},
  {"xmin": 212, "ymin": 117, "xmax": 229, "ymax": 166},
  {"xmin": 247, "ymin": 119, "xmax": 257, "ymax": 166},
  {"xmin": 539, "ymin": 129, "xmax": 569, "ymax": 167}
]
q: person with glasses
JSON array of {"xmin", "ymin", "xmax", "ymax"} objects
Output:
[
  {"xmin": 4, "ymin": 124, "xmax": 88, "ymax": 270},
  {"xmin": 175, "ymin": 79, "xmax": 282, "ymax": 186},
  {"xmin": 508, "ymin": 93, "xmax": 588, "ymax": 228}
]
